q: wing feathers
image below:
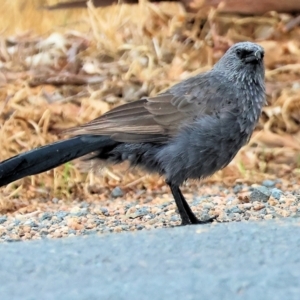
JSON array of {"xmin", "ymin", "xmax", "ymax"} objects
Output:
[{"xmin": 66, "ymin": 72, "xmax": 229, "ymax": 143}]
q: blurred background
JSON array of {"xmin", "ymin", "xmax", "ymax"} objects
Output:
[{"xmin": 0, "ymin": 0, "xmax": 300, "ymax": 213}]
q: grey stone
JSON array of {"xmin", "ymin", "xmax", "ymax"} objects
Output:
[
  {"xmin": 125, "ymin": 204, "xmax": 134, "ymax": 210},
  {"xmin": 94, "ymin": 218, "xmax": 105, "ymax": 225},
  {"xmin": 243, "ymin": 203, "xmax": 253, "ymax": 210},
  {"xmin": 202, "ymin": 203, "xmax": 214, "ymax": 210},
  {"xmin": 56, "ymin": 211, "xmax": 68, "ymax": 219},
  {"xmin": 160, "ymin": 203, "xmax": 170, "ymax": 209},
  {"xmin": 250, "ymin": 186, "xmax": 271, "ymax": 203},
  {"xmin": 111, "ymin": 187, "xmax": 124, "ymax": 198},
  {"xmin": 79, "ymin": 202, "xmax": 89, "ymax": 208},
  {"xmin": 70, "ymin": 208, "xmax": 88, "ymax": 217},
  {"xmin": 259, "ymin": 208, "xmax": 267, "ymax": 215},
  {"xmin": 0, "ymin": 217, "xmax": 7, "ymax": 224},
  {"xmin": 100, "ymin": 207, "xmax": 109, "ymax": 216},
  {"xmin": 135, "ymin": 207, "xmax": 150, "ymax": 217},
  {"xmin": 262, "ymin": 180, "xmax": 276, "ymax": 188},
  {"xmin": 226, "ymin": 206, "xmax": 243, "ymax": 214},
  {"xmin": 24, "ymin": 220, "xmax": 39, "ymax": 228},
  {"xmin": 52, "ymin": 198, "xmax": 59, "ymax": 204},
  {"xmin": 40, "ymin": 212, "xmax": 52, "ymax": 221},
  {"xmin": 121, "ymin": 225, "xmax": 130, "ymax": 231},
  {"xmin": 136, "ymin": 225, "xmax": 144, "ymax": 230},
  {"xmin": 13, "ymin": 220, "xmax": 21, "ymax": 226},
  {"xmin": 199, "ymin": 213, "xmax": 211, "ymax": 222},
  {"xmin": 233, "ymin": 184, "xmax": 243, "ymax": 194},
  {"xmin": 271, "ymin": 188, "xmax": 283, "ymax": 200},
  {"xmin": 226, "ymin": 196, "xmax": 236, "ymax": 203},
  {"xmin": 147, "ymin": 213, "xmax": 157, "ymax": 219},
  {"xmin": 170, "ymin": 215, "xmax": 180, "ymax": 222}
]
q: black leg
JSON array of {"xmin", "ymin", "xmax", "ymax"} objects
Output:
[
  {"xmin": 176, "ymin": 187, "xmax": 200, "ymax": 224},
  {"xmin": 168, "ymin": 183, "xmax": 192, "ymax": 225},
  {"xmin": 168, "ymin": 182, "xmax": 216, "ymax": 225}
]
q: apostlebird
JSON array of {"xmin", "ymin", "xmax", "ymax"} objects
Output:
[{"xmin": 0, "ymin": 42, "xmax": 265, "ymax": 225}]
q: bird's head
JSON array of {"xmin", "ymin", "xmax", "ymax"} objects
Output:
[{"xmin": 214, "ymin": 42, "xmax": 265, "ymax": 83}]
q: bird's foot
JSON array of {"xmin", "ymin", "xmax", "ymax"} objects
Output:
[
  {"xmin": 180, "ymin": 215, "xmax": 217, "ymax": 226},
  {"xmin": 196, "ymin": 215, "xmax": 217, "ymax": 224}
]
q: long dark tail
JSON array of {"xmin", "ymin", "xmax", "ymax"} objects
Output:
[{"xmin": 0, "ymin": 135, "xmax": 116, "ymax": 187}]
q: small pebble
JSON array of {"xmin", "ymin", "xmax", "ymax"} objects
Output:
[
  {"xmin": 70, "ymin": 209, "xmax": 88, "ymax": 217},
  {"xmin": 0, "ymin": 217, "xmax": 7, "ymax": 224},
  {"xmin": 268, "ymin": 197, "xmax": 278, "ymax": 206},
  {"xmin": 79, "ymin": 202, "xmax": 90, "ymax": 208},
  {"xmin": 136, "ymin": 225, "xmax": 144, "ymax": 230},
  {"xmin": 121, "ymin": 225, "xmax": 130, "ymax": 231},
  {"xmin": 250, "ymin": 186, "xmax": 271, "ymax": 203},
  {"xmin": 203, "ymin": 203, "xmax": 214, "ymax": 209},
  {"xmin": 111, "ymin": 187, "xmax": 124, "ymax": 198},
  {"xmin": 233, "ymin": 185, "xmax": 243, "ymax": 194},
  {"xmin": 170, "ymin": 215, "xmax": 180, "ymax": 222},
  {"xmin": 262, "ymin": 180, "xmax": 276, "ymax": 188},
  {"xmin": 165, "ymin": 209, "xmax": 175, "ymax": 216},
  {"xmin": 226, "ymin": 206, "xmax": 243, "ymax": 214},
  {"xmin": 271, "ymin": 188, "xmax": 283, "ymax": 200},
  {"xmin": 264, "ymin": 214, "xmax": 273, "ymax": 220},
  {"xmin": 100, "ymin": 207, "xmax": 109, "ymax": 216},
  {"xmin": 13, "ymin": 220, "xmax": 21, "ymax": 226},
  {"xmin": 243, "ymin": 203, "xmax": 253, "ymax": 210},
  {"xmin": 226, "ymin": 196, "xmax": 235, "ymax": 204},
  {"xmin": 199, "ymin": 213, "xmax": 211, "ymax": 222},
  {"xmin": 24, "ymin": 220, "xmax": 38, "ymax": 228},
  {"xmin": 40, "ymin": 212, "xmax": 52, "ymax": 221},
  {"xmin": 56, "ymin": 211, "xmax": 68, "ymax": 219},
  {"xmin": 253, "ymin": 203, "xmax": 265, "ymax": 211},
  {"xmin": 40, "ymin": 229, "xmax": 49, "ymax": 235},
  {"xmin": 135, "ymin": 207, "xmax": 150, "ymax": 217}
]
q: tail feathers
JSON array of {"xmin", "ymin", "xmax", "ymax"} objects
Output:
[{"xmin": 0, "ymin": 135, "xmax": 115, "ymax": 187}]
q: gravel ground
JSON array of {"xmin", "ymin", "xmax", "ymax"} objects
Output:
[{"xmin": 1, "ymin": 181, "xmax": 300, "ymax": 242}]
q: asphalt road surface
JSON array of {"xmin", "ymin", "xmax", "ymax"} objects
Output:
[{"xmin": 1, "ymin": 218, "xmax": 300, "ymax": 300}]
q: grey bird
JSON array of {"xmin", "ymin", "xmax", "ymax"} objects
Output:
[{"xmin": 0, "ymin": 42, "xmax": 265, "ymax": 225}]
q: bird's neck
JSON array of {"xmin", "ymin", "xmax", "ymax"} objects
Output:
[{"xmin": 238, "ymin": 76, "xmax": 266, "ymax": 134}]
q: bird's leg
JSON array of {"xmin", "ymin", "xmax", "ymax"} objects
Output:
[
  {"xmin": 168, "ymin": 182, "xmax": 216, "ymax": 225},
  {"xmin": 168, "ymin": 183, "xmax": 192, "ymax": 225},
  {"xmin": 176, "ymin": 187, "xmax": 216, "ymax": 225},
  {"xmin": 176, "ymin": 187, "xmax": 201, "ymax": 224}
]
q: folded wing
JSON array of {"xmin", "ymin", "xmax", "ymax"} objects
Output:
[{"xmin": 66, "ymin": 72, "xmax": 232, "ymax": 143}]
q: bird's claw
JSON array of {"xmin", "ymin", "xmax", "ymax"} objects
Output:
[{"xmin": 180, "ymin": 215, "xmax": 217, "ymax": 226}]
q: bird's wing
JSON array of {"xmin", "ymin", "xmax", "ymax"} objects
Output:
[{"xmin": 66, "ymin": 72, "xmax": 233, "ymax": 143}]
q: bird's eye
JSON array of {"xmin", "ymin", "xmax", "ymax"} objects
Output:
[{"xmin": 236, "ymin": 49, "xmax": 243, "ymax": 58}]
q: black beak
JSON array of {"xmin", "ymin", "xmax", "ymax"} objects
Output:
[{"xmin": 245, "ymin": 52, "xmax": 263, "ymax": 63}]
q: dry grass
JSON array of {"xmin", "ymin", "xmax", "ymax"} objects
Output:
[
  {"xmin": 1, "ymin": 0, "xmax": 89, "ymax": 35},
  {"xmin": 0, "ymin": 0, "xmax": 300, "ymax": 212}
]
